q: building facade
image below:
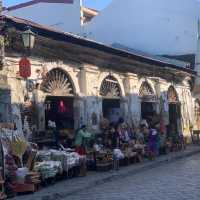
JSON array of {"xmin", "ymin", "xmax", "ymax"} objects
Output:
[{"xmin": 2, "ymin": 15, "xmax": 196, "ymax": 140}]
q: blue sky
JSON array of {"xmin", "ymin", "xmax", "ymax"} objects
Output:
[{"xmin": 3, "ymin": 0, "xmax": 112, "ymax": 10}]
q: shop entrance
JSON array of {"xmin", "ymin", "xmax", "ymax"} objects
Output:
[
  {"xmin": 102, "ymin": 98, "xmax": 120, "ymax": 123},
  {"xmin": 168, "ymin": 103, "xmax": 180, "ymax": 133},
  {"xmin": 141, "ymin": 102, "xmax": 156, "ymax": 120},
  {"xmin": 45, "ymin": 96, "xmax": 74, "ymax": 130},
  {"xmin": 139, "ymin": 81, "xmax": 157, "ymax": 126},
  {"xmin": 167, "ymin": 86, "xmax": 181, "ymax": 134},
  {"xmin": 100, "ymin": 75, "xmax": 122, "ymax": 123},
  {"xmin": 40, "ymin": 67, "xmax": 75, "ymax": 136}
]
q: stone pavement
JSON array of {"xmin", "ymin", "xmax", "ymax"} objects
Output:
[
  {"xmin": 12, "ymin": 145, "xmax": 200, "ymax": 200},
  {"xmin": 68, "ymin": 151, "xmax": 200, "ymax": 200}
]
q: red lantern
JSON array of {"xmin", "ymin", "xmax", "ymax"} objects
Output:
[{"xmin": 19, "ymin": 57, "xmax": 31, "ymax": 79}]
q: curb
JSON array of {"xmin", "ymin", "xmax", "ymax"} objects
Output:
[{"xmin": 41, "ymin": 147, "xmax": 200, "ymax": 200}]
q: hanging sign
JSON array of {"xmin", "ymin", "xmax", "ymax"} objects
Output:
[{"xmin": 19, "ymin": 57, "xmax": 31, "ymax": 79}]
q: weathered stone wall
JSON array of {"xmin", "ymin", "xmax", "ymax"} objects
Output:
[{"xmin": 4, "ymin": 55, "xmax": 194, "ymax": 137}]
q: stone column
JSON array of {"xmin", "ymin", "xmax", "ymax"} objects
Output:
[
  {"xmin": 34, "ymin": 90, "xmax": 45, "ymax": 131},
  {"xmin": 79, "ymin": 66, "xmax": 87, "ymax": 94},
  {"xmin": 125, "ymin": 74, "xmax": 141, "ymax": 126},
  {"xmin": 154, "ymin": 79, "xmax": 161, "ymax": 114},
  {"xmin": 120, "ymin": 96, "xmax": 129, "ymax": 122},
  {"xmin": 74, "ymin": 95, "xmax": 85, "ymax": 129},
  {"xmin": 85, "ymin": 96, "xmax": 100, "ymax": 131}
]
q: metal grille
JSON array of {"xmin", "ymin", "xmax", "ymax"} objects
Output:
[
  {"xmin": 100, "ymin": 75, "xmax": 121, "ymax": 98},
  {"xmin": 41, "ymin": 68, "xmax": 74, "ymax": 96},
  {"xmin": 139, "ymin": 81, "xmax": 154, "ymax": 97},
  {"xmin": 139, "ymin": 81, "xmax": 156, "ymax": 102}
]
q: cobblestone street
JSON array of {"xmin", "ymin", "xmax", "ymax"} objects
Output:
[
  {"xmin": 11, "ymin": 146, "xmax": 200, "ymax": 200},
  {"xmin": 67, "ymin": 153, "xmax": 200, "ymax": 200}
]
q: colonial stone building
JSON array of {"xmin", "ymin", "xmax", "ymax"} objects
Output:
[{"xmin": 1, "ymin": 15, "xmax": 197, "ymax": 140}]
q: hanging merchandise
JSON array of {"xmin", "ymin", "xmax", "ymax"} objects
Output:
[
  {"xmin": 58, "ymin": 100, "xmax": 66, "ymax": 113},
  {"xmin": 45, "ymin": 101, "xmax": 51, "ymax": 111}
]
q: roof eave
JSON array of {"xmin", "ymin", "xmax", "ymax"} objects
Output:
[{"xmin": 2, "ymin": 15, "xmax": 196, "ymax": 76}]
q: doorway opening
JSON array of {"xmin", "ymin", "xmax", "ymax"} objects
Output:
[
  {"xmin": 40, "ymin": 67, "xmax": 75, "ymax": 131},
  {"xmin": 168, "ymin": 103, "xmax": 180, "ymax": 133},
  {"xmin": 139, "ymin": 81, "xmax": 157, "ymax": 126},
  {"xmin": 100, "ymin": 75, "xmax": 122, "ymax": 123},
  {"xmin": 167, "ymin": 86, "xmax": 181, "ymax": 135},
  {"xmin": 45, "ymin": 96, "xmax": 74, "ymax": 130},
  {"xmin": 102, "ymin": 98, "xmax": 120, "ymax": 123},
  {"xmin": 141, "ymin": 102, "xmax": 156, "ymax": 120}
]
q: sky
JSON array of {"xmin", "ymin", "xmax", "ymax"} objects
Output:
[{"xmin": 3, "ymin": 0, "xmax": 112, "ymax": 10}]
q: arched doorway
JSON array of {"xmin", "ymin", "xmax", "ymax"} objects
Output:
[
  {"xmin": 40, "ymin": 68, "xmax": 75, "ymax": 131},
  {"xmin": 167, "ymin": 86, "xmax": 181, "ymax": 134},
  {"xmin": 195, "ymin": 99, "xmax": 200, "ymax": 130},
  {"xmin": 100, "ymin": 75, "xmax": 122, "ymax": 123},
  {"xmin": 139, "ymin": 81, "xmax": 157, "ymax": 126}
]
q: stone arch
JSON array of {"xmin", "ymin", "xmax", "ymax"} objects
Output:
[
  {"xmin": 100, "ymin": 75, "xmax": 122, "ymax": 98},
  {"xmin": 139, "ymin": 81, "xmax": 154, "ymax": 96},
  {"xmin": 137, "ymin": 78, "xmax": 156, "ymax": 95},
  {"xmin": 40, "ymin": 68, "xmax": 76, "ymax": 96},
  {"xmin": 139, "ymin": 81, "xmax": 156, "ymax": 102},
  {"xmin": 167, "ymin": 85, "xmax": 179, "ymax": 103},
  {"xmin": 98, "ymin": 72, "xmax": 125, "ymax": 97}
]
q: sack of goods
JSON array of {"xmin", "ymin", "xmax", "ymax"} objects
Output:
[
  {"xmin": 35, "ymin": 150, "xmax": 81, "ymax": 174},
  {"xmin": 16, "ymin": 167, "xmax": 29, "ymax": 183},
  {"xmin": 113, "ymin": 149, "xmax": 124, "ymax": 160},
  {"xmin": 66, "ymin": 151, "xmax": 81, "ymax": 167},
  {"xmin": 34, "ymin": 161, "xmax": 62, "ymax": 180},
  {"xmin": 36, "ymin": 151, "xmax": 51, "ymax": 161}
]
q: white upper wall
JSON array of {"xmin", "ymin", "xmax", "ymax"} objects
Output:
[
  {"xmin": 4, "ymin": 0, "xmax": 81, "ymax": 35},
  {"xmin": 84, "ymin": 0, "xmax": 200, "ymax": 55}
]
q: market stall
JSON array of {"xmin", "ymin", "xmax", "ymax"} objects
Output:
[{"xmin": 0, "ymin": 122, "xmax": 86, "ymax": 198}]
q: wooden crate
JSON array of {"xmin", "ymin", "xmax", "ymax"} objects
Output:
[{"xmin": 11, "ymin": 183, "xmax": 37, "ymax": 193}]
